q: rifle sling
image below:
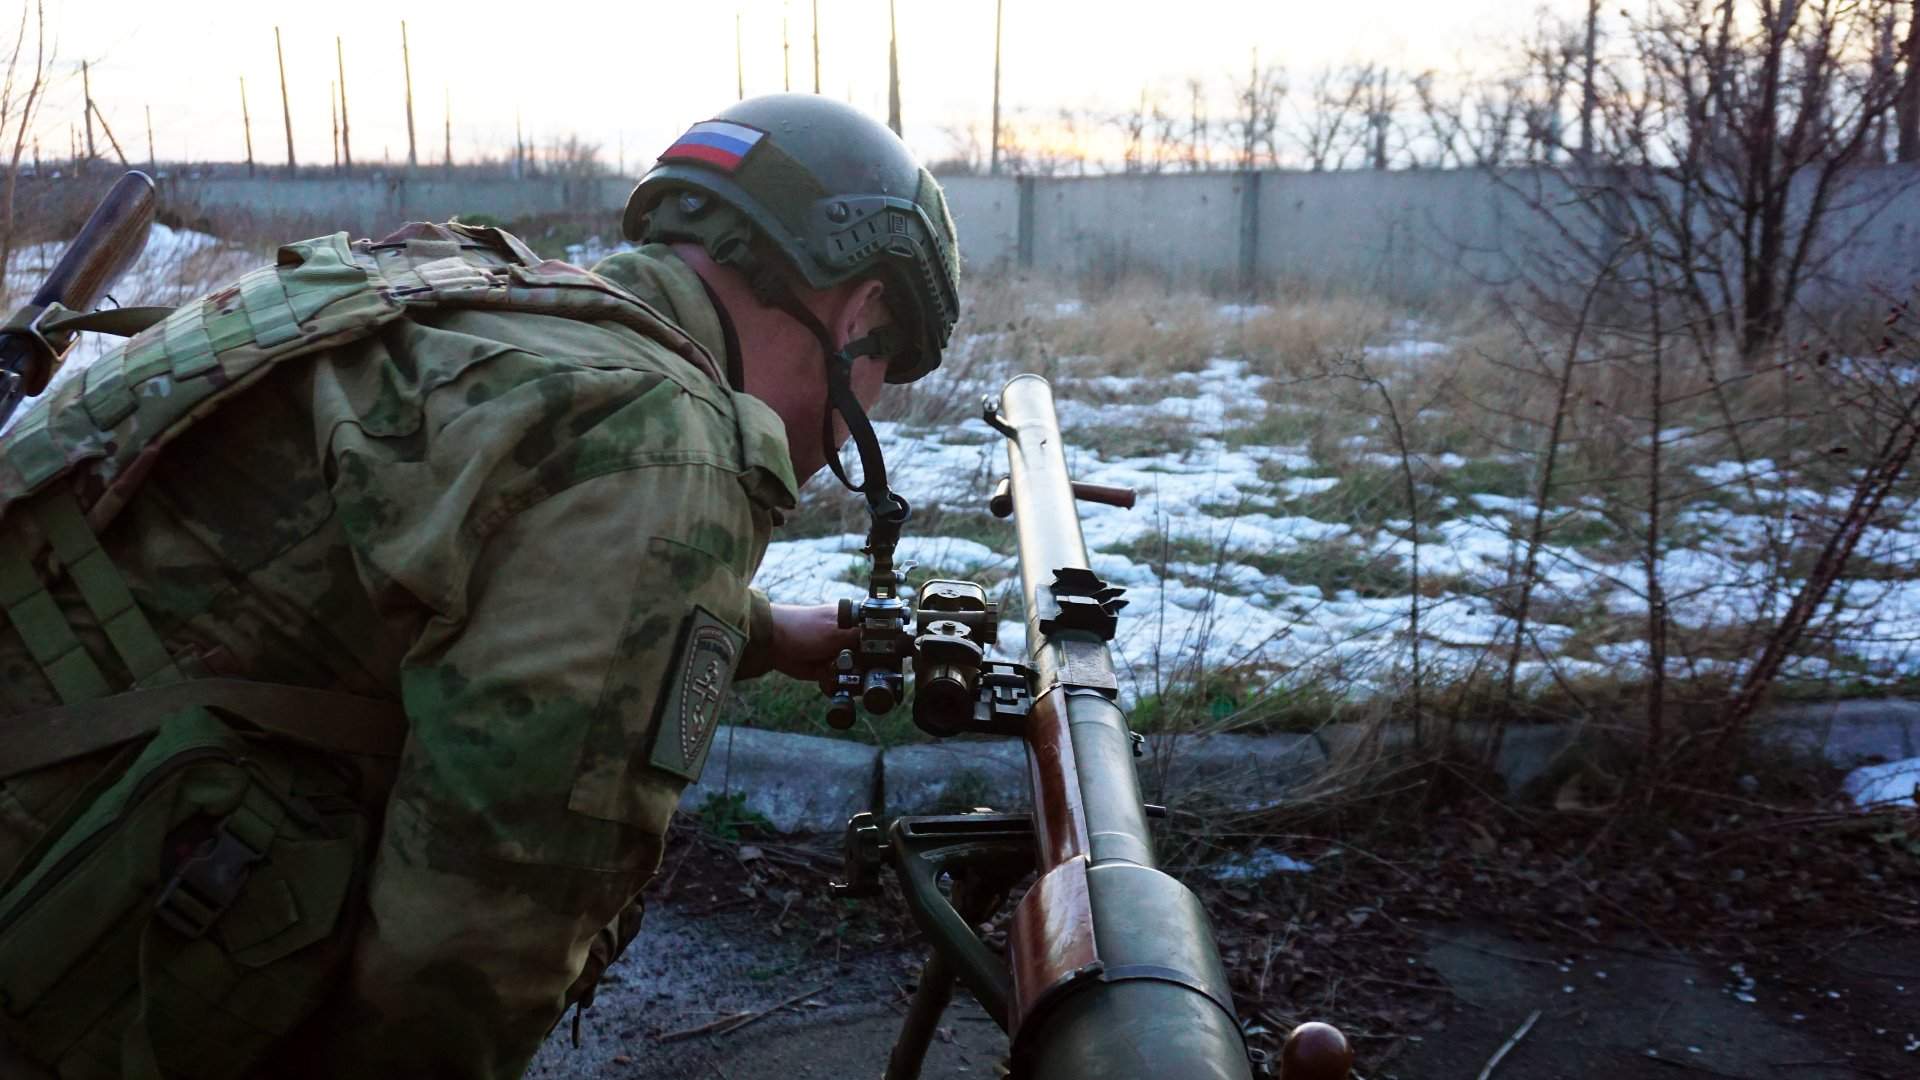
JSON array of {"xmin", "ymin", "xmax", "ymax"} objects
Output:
[
  {"xmin": 0, "ymin": 678, "xmax": 407, "ymax": 776},
  {"xmin": 37, "ymin": 304, "xmax": 175, "ymax": 338}
]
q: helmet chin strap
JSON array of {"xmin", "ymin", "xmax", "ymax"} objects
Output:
[{"xmin": 764, "ymin": 290, "xmax": 910, "ymax": 566}]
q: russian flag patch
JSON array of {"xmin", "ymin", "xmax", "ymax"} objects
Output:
[{"xmin": 659, "ymin": 120, "xmax": 767, "ymax": 173}]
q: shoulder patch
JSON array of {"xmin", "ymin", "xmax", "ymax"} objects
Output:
[{"xmin": 649, "ymin": 605, "xmax": 745, "ymax": 782}]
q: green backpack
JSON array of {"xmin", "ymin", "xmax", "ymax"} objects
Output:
[
  {"xmin": 0, "ymin": 705, "xmax": 372, "ymax": 1079},
  {"xmin": 0, "ymin": 221, "xmax": 714, "ymax": 1078}
]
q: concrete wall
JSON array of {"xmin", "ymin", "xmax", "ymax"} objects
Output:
[
  {"xmin": 23, "ymin": 164, "xmax": 1920, "ymax": 303},
  {"xmin": 1024, "ymin": 172, "xmax": 1249, "ymax": 285},
  {"xmin": 158, "ymin": 175, "xmax": 633, "ymax": 235},
  {"xmin": 940, "ymin": 175, "xmax": 1019, "ymax": 269}
]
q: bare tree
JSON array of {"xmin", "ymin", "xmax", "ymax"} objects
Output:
[
  {"xmin": 1, "ymin": 0, "xmax": 49, "ymax": 291},
  {"xmin": 1412, "ymin": 71, "xmax": 1466, "ymax": 168},
  {"xmin": 994, "ymin": 106, "xmax": 1092, "ymax": 176},
  {"xmin": 1228, "ymin": 53, "xmax": 1286, "ymax": 169},
  {"xmin": 931, "ymin": 122, "xmax": 986, "ymax": 176},
  {"xmin": 1185, "ymin": 77, "xmax": 1211, "ymax": 171},
  {"xmin": 1295, "ymin": 65, "xmax": 1369, "ymax": 171},
  {"xmin": 1520, "ymin": 15, "xmax": 1583, "ymax": 162},
  {"xmin": 1118, "ymin": 88, "xmax": 1150, "ymax": 173},
  {"xmin": 1361, "ymin": 64, "xmax": 1402, "ymax": 169},
  {"xmin": 1558, "ymin": 0, "xmax": 1910, "ymax": 361}
]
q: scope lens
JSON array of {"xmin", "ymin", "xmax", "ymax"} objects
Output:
[{"xmin": 826, "ymin": 692, "xmax": 857, "ymax": 730}]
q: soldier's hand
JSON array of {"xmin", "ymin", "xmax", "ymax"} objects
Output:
[{"xmin": 768, "ymin": 602, "xmax": 859, "ymax": 681}]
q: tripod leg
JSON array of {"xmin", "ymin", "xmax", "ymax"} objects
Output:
[
  {"xmin": 884, "ymin": 948, "xmax": 960, "ymax": 1080},
  {"xmin": 883, "ymin": 874, "xmax": 1007, "ymax": 1080}
]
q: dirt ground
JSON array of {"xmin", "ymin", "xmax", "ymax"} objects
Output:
[{"xmin": 530, "ymin": 826, "xmax": 1918, "ymax": 1080}]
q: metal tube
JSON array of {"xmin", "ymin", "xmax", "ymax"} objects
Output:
[
  {"xmin": 994, "ymin": 375, "xmax": 1251, "ymax": 1080},
  {"xmin": 1000, "ymin": 374, "xmax": 1154, "ymax": 870}
]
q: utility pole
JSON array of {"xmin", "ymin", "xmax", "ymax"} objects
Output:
[
  {"xmin": 444, "ymin": 87, "xmax": 452, "ymax": 173},
  {"xmin": 812, "ymin": 0, "xmax": 821, "ymax": 93},
  {"xmin": 240, "ymin": 76, "xmax": 255, "ymax": 177},
  {"xmin": 783, "ymin": 4, "xmax": 791, "ymax": 93},
  {"xmin": 89, "ymin": 101, "xmax": 129, "ymax": 166},
  {"xmin": 515, "ymin": 109, "xmax": 524, "ymax": 178},
  {"xmin": 81, "ymin": 60, "xmax": 96, "ymax": 174},
  {"xmin": 1579, "ymin": 0, "xmax": 1600, "ymax": 162},
  {"xmin": 401, "ymin": 21, "xmax": 418, "ymax": 168},
  {"xmin": 275, "ymin": 27, "xmax": 296, "ymax": 169},
  {"xmin": 990, "ymin": 0, "xmax": 1004, "ymax": 173},
  {"xmin": 145, "ymin": 104, "xmax": 155, "ymax": 172},
  {"xmin": 735, "ymin": 11, "xmax": 745, "ymax": 100},
  {"xmin": 331, "ymin": 81, "xmax": 339, "ymax": 169},
  {"xmin": 887, "ymin": 0, "xmax": 901, "ymax": 137},
  {"xmin": 337, "ymin": 37, "xmax": 353, "ymax": 172}
]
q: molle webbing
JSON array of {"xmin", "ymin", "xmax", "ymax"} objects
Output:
[
  {"xmin": 0, "ymin": 222, "xmax": 716, "ymax": 522},
  {"xmin": 0, "ymin": 222, "xmax": 715, "ymax": 710}
]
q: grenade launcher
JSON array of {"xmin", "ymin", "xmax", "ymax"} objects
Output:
[{"xmin": 825, "ymin": 375, "xmax": 1353, "ymax": 1080}]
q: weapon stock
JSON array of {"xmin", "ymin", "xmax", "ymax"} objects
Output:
[
  {"xmin": 0, "ymin": 171, "xmax": 159, "ymax": 428},
  {"xmin": 832, "ymin": 375, "xmax": 1351, "ymax": 1080}
]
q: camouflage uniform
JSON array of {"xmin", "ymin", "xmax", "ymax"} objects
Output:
[{"xmin": 0, "ymin": 231, "xmax": 796, "ymax": 1077}]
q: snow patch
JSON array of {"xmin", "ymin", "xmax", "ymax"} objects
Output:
[{"xmin": 1844, "ymin": 757, "xmax": 1920, "ymax": 808}]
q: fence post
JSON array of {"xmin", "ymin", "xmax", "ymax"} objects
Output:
[
  {"xmin": 1017, "ymin": 175, "xmax": 1035, "ymax": 270},
  {"xmin": 1238, "ymin": 170, "xmax": 1261, "ymax": 294}
]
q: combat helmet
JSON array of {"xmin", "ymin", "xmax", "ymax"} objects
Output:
[{"xmin": 623, "ymin": 93, "xmax": 960, "ymax": 384}]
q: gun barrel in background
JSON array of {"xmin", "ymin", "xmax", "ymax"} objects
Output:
[
  {"xmin": 0, "ymin": 171, "xmax": 159, "ymax": 422},
  {"xmin": 996, "ymin": 374, "xmax": 1254, "ymax": 1080},
  {"xmin": 27, "ymin": 171, "xmax": 158, "ymax": 318}
]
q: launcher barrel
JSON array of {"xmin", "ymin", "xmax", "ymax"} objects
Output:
[{"xmin": 994, "ymin": 373, "xmax": 1253, "ymax": 1080}]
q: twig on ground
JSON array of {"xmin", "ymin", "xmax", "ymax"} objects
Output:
[
  {"xmin": 1475, "ymin": 1009, "xmax": 1540, "ymax": 1080},
  {"xmin": 713, "ymin": 984, "xmax": 828, "ymax": 1040},
  {"xmin": 1258, "ymin": 933, "xmax": 1278, "ymax": 998},
  {"xmin": 656, "ymin": 1013, "xmax": 752, "ymax": 1045},
  {"xmin": 655, "ymin": 985, "xmax": 826, "ymax": 1045}
]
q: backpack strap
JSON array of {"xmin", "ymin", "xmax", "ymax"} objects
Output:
[
  {"xmin": 0, "ymin": 489, "xmax": 181, "ymax": 703},
  {"xmin": 0, "ymin": 539, "xmax": 111, "ymax": 705},
  {"xmin": 32, "ymin": 491, "xmax": 181, "ymax": 689},
  {"xmin": 0, "ymin": 678, "xmax": 408, "ymax": 777}
]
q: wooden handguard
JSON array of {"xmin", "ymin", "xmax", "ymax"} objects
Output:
[{"xmin": 988, "ymin": 476, "xmax": 1136, "ymax": 519}]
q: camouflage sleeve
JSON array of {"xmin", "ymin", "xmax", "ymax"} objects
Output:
[
  {"xmin": 737, "ymin": 587, "xmax": 778, "ymax": 679},
  {"xmin": 287, "ymin": 337, "xmax": 768, "ymax": 1077}
]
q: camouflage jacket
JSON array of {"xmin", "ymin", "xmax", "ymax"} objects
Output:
[{"xmin": 0, "ymin": 228, "xmax": 799, "ymax": 1076}]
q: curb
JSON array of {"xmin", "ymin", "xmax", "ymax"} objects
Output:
[
  {"xmin": 679, "ymin": 726, "xmax": 880, "ymax": 833},
  {"xmin": 1756, "ymin": 699, "xmax": 1920, "ymax": 765},
  {"xmin": 678, "ymin": 701, "xmax": 1920, "ymax": 834}
]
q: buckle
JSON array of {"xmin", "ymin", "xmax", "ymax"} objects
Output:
[{"xmin": 153, "ymin": 820, "xmax": 264, "ymax": 938}]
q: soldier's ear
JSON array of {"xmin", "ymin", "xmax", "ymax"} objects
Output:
[{"xmin": 837, "ymin": 278, "xmax": 889, "ymax": 346}]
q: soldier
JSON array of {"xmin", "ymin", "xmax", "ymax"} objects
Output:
[{"xmin": 0, "ymin": 93, "xmax": 960, "ymax": 1078}]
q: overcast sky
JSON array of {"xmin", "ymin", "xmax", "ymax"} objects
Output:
[{"xmin": 16, "ymin": 0, "xmax": 1593, "ymax": 170}]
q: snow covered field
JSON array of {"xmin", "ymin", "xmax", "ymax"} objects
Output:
[{"xmin": 756, "ymin": 307, "xmax": 1920, "ymax": 708}]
